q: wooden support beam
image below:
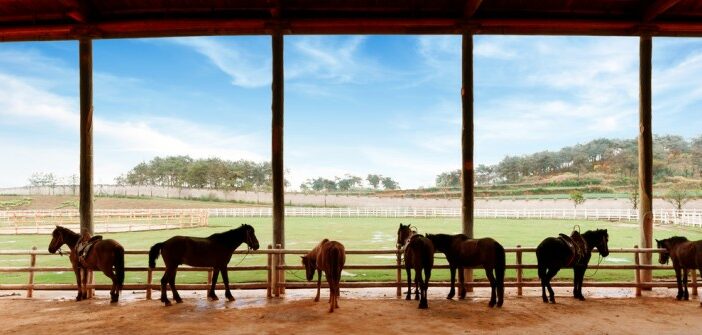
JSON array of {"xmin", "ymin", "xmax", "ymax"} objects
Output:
[
  {"xmin": 60, "ymin": 0, "xmax": 91, "ymax": 23},
  {"xmin": 638, "ymin": 34, "xmax": 653, "ymax": 288},
  {"xmin": 271, "ymin": 33, "xmax": 285, "ymax": 251},
  {"xmin": 461, "ymin": 33, "xmax": 474, "ymax": 239},
  {"xmin": 464, "ymin": 0, "xmax": 483, "ymax": 18},
  {"xmin": 643, "ymin": 0, "xmax": 683, "ymax": 22},
  {"xmin": 79, "ymin": 38, "xmax": 93, "ymax": 235},
  {"xmin": 461, "ymin": 32, "xmax": 475, "ymax": 292}
]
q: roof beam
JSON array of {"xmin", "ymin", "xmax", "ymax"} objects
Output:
[
  {"xmin": 60, "ymin": 0, "xmax": 92, "ymax": 23},
  {"xmin": 4, "ymin": 18, "xmax": 702, "ymax": 41},
  {"xmin": 464, "ymin": 0, "xmax": 483, "ymax": 18},
  {"xmin": 643, "ymin": 0, "xmax": 682, "ymax": 22}
]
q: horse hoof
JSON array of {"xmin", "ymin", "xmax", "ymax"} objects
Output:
[
  {"xmin": 578, "ymin": 296, "xmax": 586, "ymax": 301},
  {"xmin": 446, "ymin": 296, "xmax": 454, "ymax": 300},
  {"xmin": 226, "ymin": 296, "xmax": 235, "ymax": 302},
  {"xmin": 405, "ymin": 295, "xmax": 411, "ymax": 301},
  {"xmin": 414, "ymin": 296, "xmax": 419, "ymax": 301},
  {"xmin": 488, "ymin": 302, "xmax": 496, "ymax": 308},
  {"xmin": 418, "ymin": 303, "xmax": 428, "ymax": 309},
  {"xmin": 314, "ymin": 297, "xmax": 320, "ymax": 302},
  {"xmin": 549, "ymin": 300, "xmax": 556, "ymax": 304},
  {"xmin": 677, "ymin": 296, "xmax": 683, "ymax": 301},
  {"xmin": 164, "ymin": 301, "xmax": 172, "ymax": 307},
  {"xmin": 208, "ymin": 295, "xmax": 219, "ymax": 301},
  {"xmin": 175, "ymin": 298, "xmax": 183, "ymax": 304},
  {"xmin": 497, "ymin": 302, "xmax": 504, "ymax": 308}
]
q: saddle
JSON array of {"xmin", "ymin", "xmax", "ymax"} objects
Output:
[
  {"xmin": 558, "ymin": 231, "xmax": 587, "ymax": 267},
  {"xmin": 75, "ymin": 233, "xmax": 103, "ymax": 266}
]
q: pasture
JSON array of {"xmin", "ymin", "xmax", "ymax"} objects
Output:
[{"xmin": 2, "ymin": 217, "xmax": 702, "ymax": 287}]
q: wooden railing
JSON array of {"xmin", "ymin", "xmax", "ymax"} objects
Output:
[{"xmin": 0, "ymin": 246, "xmax": 697, "ymax": 299}]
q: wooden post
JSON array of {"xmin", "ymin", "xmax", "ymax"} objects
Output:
[
  {"xmin": 146, "ymin": 267, "xmax": 153, "ymax": 300},
  {"xmin": 273, "ymin": 244, "xmax": 282, "ymax": 297},
  {"xmin": 396, "ymin": 246, "xmax": 402, "ymax": 298},
  {"xmin": 634, "ymin": 245, "xmax": 642, "ymax": 297},
  {"xmin": 79, "ymin": 38, "xmax": 94, "ymax": 236},
  {"xmin": 461, "ymin": 32, "xmax": 475, "ymax": 292},
  {"xmin": 692, "ymin": 269, "xmax": 698, "ymax": 296},
  {"xmin": 27, "ymin": 246, "xmax": 37, "ymax": 298},
  {"xmin": 638, "ymin": 34, "xmax": 653, "ymax": 289},
  {"xmin": 271, "ymin": 33, "xmax": 285, "ymax": 293},
  {"xmin": 516, "ymin": 245, "xmax": 523, "ymax": 297},
  {"xmin": 267, "ymin": 244, "xmax": 273, "ymax": 298}
]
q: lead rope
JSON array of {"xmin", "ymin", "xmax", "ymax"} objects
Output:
[{"xmin": 585, "ymin": 254, "xmax": 604, "ymax": 278}]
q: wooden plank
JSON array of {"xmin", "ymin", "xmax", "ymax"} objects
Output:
[
  {"xmin": 461, "ymin": 33, "xmax": 474, "ymax": 239},
  {"xmin": 464, "ymin": 0, "xmax": 483, "ymax": 18},
  {"xmin": 79, "ymin": 38, "xmax": 93, "ymax": 236},
  {"xmin": 643, "ymin": 0, "xmax": 683, "ymax": 22},
  {"xmin": 5, "ymin": 19, "xmax": 702, "ymax": 41},
  {"xmin": 638, "ymin": 34, "xmax": 653, "ymax": 289}
]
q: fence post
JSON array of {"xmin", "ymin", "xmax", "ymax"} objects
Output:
[
  {"xmin": 146, "ymin": 266, "xmax": 153, "ymax": 300},
  {"xmin": 516, "ymin": 245, "xmax": 523, "ymax": 297},
  {"xmin": 27, "ymin": 246, "xmax": 37, "ymax": 298},
  {"xmin": 273, "ymin": 244, "xmax": 280, "ymax": 297},
  {"xmin": 277, "ymin": 244, "xmax": 285, "ymax": 295},
  {"xmin": 267, "ymin": 244, "xmax": 273, "ymax": 298},
  {"xmin": 396, "ymin": 246, "xmax": 402, "ymax": 298},
  {"xmin": 634, "ymin": 245, "xmax": 641, "ymax": 297},
  {"xmin": 692, "ymin": 269, "xmax": 698, "ymax": 296}
]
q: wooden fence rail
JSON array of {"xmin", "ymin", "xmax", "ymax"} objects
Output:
[{"xmin": 0, "ymin": 246, "xmax": 697, "ymax": 299}]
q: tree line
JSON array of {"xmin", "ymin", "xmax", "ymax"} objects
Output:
[
  {"xmin": 436, "ymin": 135, "xmax": 702, "ymax": 187},
  {"xmin": 299, "ymin": 174, "xmax": 400, "ymax": 192},
  {"xmin": 114, "ymin": 156, "xmax": 277, "ymax": 191}
]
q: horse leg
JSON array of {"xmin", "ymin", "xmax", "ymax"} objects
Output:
[
  {"xmin": 81, "ymin": 268, "xmax": 89, "ymax": 300},
  {"xmin": 574, "ymin": 266, "xmax": 585, "ymax": 301},
  {"xmin": 168, "ymin": 267, "xmax": 182, "ymax": 304},
  {"xmin": 405, "ymin": 264, "xmax": 412, "ymax": 300},
  {"xmin": 208, "ymin": 268, "xmax": 220, "ymax": 301},
  {"xmin": 73, "ymin": 267, "xmax": 83, "ymax": 301},
  {"xmin": 414, "ymin": 273, "xmax": 420, "ymax": 301},
  {"xmin": 221, "ymin": 269, "xmax": 235, "ymax": 302},
  {"xmin": 102, "ymin": 268, "xmax": 117, "ymax": 303},
  {"xmin": 417, "ymin": 267, "xmax": 427, "ymax": 309},
  {"xmin": 675, "ymin": 267, "xmax": 684, "ymax": 300},
  {"xmin": 160, "ymin": 268, "xmax": 171, "ymax": 306},
  {"xmin": 447, "ymin": 266, "xmax": 456, "ymax": 299},
  {"xmin": 458, "ymin": 267, "xmax": 466, "ymax": 300},
  {"xmin": 485, "ymin": 267, "xmax": 497, "ymax": 308},
  {"xmin": 315, "ymin": 269, "xmax": 321, "ymax": 302},
  {"xmin": 683, "ymin": 268, "xmax": 690, "ymax": 301},
  {"xmin": 546, "ymin": 268, "xmax": 558, "ymax": 304}
]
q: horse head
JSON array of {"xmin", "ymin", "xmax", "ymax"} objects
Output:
[
  {"xmin": 656, "ymin": 238, "xmax": 670, "ymax": 264},
  {"xmin": 300, "ymin": 255, "xmax": 316, "ymax": 281},
  {"xmin": 242, "ymin": 224, "xmax": 260, "ymax": 251},
  {"xmin": 595, "ymin": 229, "xmax": 609, "ymax": 257},
  {"xmin": 48, "ymin": 226, "xmax": 65, "ymax": 254},
  {"xmin": 396, "ymin": 223, "xmax": 415, "ymax": 248}
]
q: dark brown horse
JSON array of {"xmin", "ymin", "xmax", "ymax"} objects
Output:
[
  {"xmin": 301, "ymin": 239, "xmax": 346, "ymax": 313},
  {"xmin": 426, "ymin": 233, "xmax": 505, "ymax": 307},
  {"xmin": 536, "ymin": 229, "xmax": 609, "ymax": 303},
  {"xmin": 657, "ymin": 236, "xmax": 702, "ymax": 304},
  {"xmin": 48, "ymin": 226, "xmax": 125, "ymax": 303},
  {"xmin": 148, "ymin": 224, "xmax": 259, "ymax": 306},
  {"xmin": 397, "ymin": 224, "xmax": 434, "ymax": 309}
]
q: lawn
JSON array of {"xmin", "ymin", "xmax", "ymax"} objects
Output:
[{"xmin": 2, "ymin": 217, "xmax": 701, "ymax": 286}]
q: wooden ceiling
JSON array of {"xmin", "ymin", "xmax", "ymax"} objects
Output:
[{"xmin": 1, "ymin": 0, "xmax": 702, "ymax": 41}]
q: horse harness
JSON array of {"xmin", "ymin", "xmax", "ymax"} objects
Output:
[
  {"xmin": 558, "ymin": 231, "xmax": 587, "ymax": 267},
  {"xmin": 75, "ymin": 234, "xmax": 103, "ymax": 267}
]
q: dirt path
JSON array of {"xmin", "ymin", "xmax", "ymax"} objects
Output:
[{"xmin": 2, "ymin": 289, "xmax": 701, "ymax": 335}]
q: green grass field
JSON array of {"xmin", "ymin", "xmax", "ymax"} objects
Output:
[{"xmin": 2, "ymin": 217, "xmax": 702, "ymax": 286}]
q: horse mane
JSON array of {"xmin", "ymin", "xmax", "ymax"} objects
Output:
[
  {"xmin": 207, "ymin": 224, "xmax": 251, "ymax": 246},
  {"xmin": 306, "ymin": 238, "xmax": 330, "ymax": 259},
  {"xmin": 664, "ymin": 236, "xmax": 690, "ymax": 245}
]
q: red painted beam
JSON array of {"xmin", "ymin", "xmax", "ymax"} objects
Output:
[{"xmin": 643, "ymin": 0, "xmax": 683, "ymax": 22}]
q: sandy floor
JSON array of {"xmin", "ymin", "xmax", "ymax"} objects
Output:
[{"xmin": 2, "ymin": 288, "xmax": 701, "ymax": 335}]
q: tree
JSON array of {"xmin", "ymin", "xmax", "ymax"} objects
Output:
[
  {"xmin": 381, "ymin": 177, "xmax": 399, "ymax": 190},
  {"xmin": 28, "ymin": 172, "xmax": 56, "ymax": 187},
  {"xmin": 366, "ymin": 174, "xmax": 381, "ymax": 189},
  {"xmin": 569, "ymin": 191, "xmax": 586, "ymax": 209},
  {"xmin": 663, "ymin": 185, "xmax": 692, "ymax": 210},
  {"xmin": 435, "ymin": 170, "xmax": 461, "ymax": 188},
  {"xmin": 628, "ymin": 183, "xmax": 639, "ymax": 210},
  {"xmin": 337, "ymin": 175, "xmax": 363, "ymax": 192}
]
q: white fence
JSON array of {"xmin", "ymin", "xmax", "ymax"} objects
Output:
[{"xmin": 208, "ymin": 207, "xmax": 702, "ymax": 227}]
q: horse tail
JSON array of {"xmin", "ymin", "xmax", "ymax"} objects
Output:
[
  {"xmin": 422, "ymin": 241, "xmax": 434, "ymax": 281},
  {"xmin": 114, "ymin": 246, "xmax": 125, "ymax": 291},
  {"xmin": 148, "ymin": 242, "xmax": 164, "ymax": 269},
  {"xmin": 495, "ymin": 242, "xmax": 505, "ymax": 285},
  {"xmin": 536, "ymin": 244, "xmax": 546, "ymax": 280}
]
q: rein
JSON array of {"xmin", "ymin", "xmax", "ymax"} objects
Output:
[{"xmin": 585, "ymin": 254, "xmax": 604, "ymax": 278}]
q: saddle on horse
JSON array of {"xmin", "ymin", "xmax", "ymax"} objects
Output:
[
  {"xmin": 558, "ymin": 231, "xmax": 587, "ymax": 267},
  {"xmin": 76, "ymin": 233, "xmax": 103, "ymax": 266}
]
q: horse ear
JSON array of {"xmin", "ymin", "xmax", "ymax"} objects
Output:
[{"xmin": 655, "ymin": 239, "xmax": 659, "ymax": 243}]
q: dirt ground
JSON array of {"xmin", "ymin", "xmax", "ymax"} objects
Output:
[{"xmin": 2, "ymin": 288, "xmax": 701, "ymax": 335}]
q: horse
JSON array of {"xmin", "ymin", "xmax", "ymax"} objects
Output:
[
  {"xmin": 426, "ymin": 233, "xmax": 505, "ymax": 307},
  {"xmin": 656, "ymin": 236, "xmax": 702, "ymax": 304},
  {"xmin": 148, "ymin": 224, "xmax": 260, "ymax": 306},
  {"xmin": 301, "ymin": 239, "xmax": 346, "ymax": 313},
  {"xmin": 536, "ymin": 229, "xmax": 609, "ymax": 303},
  {"xmin": 48, "ymin": 226, "xmax": 125, "ymax": 303},
  {"xmin": 397, "ymin": 224, "xmax": 434, "ymax": 309}
]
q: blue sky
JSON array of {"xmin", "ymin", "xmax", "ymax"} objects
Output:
[{"xmin": 0, "ymin": 36, "xmax": 700, "ymax": 189}]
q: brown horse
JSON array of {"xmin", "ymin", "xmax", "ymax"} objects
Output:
[
  {"xmin": 48, "ymin": 226, "xmax": 125, "ymax": 303},
  {"xmin": 397, "ymin": 224, "xmax": 434, "ymax": 309},
  {"xmin": 657, "ymin": 236, "xmax": 702, "ymax": 304},
  {"xmin": 301, "ymin": 239, "xmax": 346, "ymax": 313},
  {"xmin": 149, "ymin": 224, "xmax": 259, "ymax": 306},
  {"xmin": 426, "ymin": 233, "xmax": 505, "ymax": 307}
]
